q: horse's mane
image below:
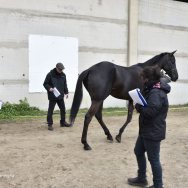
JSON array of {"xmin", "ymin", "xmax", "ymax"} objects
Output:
[{"xmin": 137, "ymin": 52, "xmax": 167, "ymax": 67}]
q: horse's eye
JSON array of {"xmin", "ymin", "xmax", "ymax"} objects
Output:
[
  {"xmin": 170, "ymin": 57, "xmax": 175, "ymax": 64},
  {"xmin": 172, "ymin": 61, "xmax": 175, "ymax": 64}
]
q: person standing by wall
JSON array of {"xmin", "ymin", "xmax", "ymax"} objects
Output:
[
  {"xmin": 127, "ymin": 67, "xmax": 171, "ymax": 188},
  {"xmin": 43, "ymin": 62, "xmax": 71, "ymax": 131}
]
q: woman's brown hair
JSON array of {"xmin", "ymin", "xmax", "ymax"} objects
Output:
[{"xmin": 141, "ymin": 67, "xmax": 162, "ymax": 82}]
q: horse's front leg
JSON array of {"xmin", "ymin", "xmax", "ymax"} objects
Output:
[
  {"xmin": 115, "ymin": 101, "xmax": 134, "ymax": 143},
  {"xmin": 81, "ymin": 100, "xmax": 102, "ymax": 150}
]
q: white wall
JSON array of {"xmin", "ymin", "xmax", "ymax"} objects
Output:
[
  {"xmin": 138, "ymin": 0, "xmax": 188, "ymax": 105},
  {"xmin": 0, "ymin": 0, "xmax": 188, "ymax": 110},
  {"xmin": 0, "ymin": 0, "xmax": 128, "ymax": 110}
]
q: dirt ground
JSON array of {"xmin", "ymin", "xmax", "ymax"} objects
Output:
[{"xmin": 0, "ymin": 109, "xmax": 188, "ymax": 188}]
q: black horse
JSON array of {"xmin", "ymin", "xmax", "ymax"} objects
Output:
[{"xmin": 70, "ymin": 51, "xmax": 178, "ymax": 150}]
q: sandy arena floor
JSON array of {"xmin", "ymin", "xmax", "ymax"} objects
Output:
[{"xmin": 0, "ymin": 109, "xmax": 188, "ymax": 188}]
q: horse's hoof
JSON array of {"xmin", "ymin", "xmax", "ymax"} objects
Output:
[
  {"xmin": 115, "ymin": 135, "xmax": 121, "ymax": 143},
  {"xmin": 107, "ymin": 135, "xmax": 113, "ymax": 142},
  {"xmin": 84, "ymin": 145, "xmax": 92, "ymax": 151}
]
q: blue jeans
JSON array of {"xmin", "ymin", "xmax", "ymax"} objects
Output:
[{"xmin": 134, "ymin": 136, "xmax": 163, "ymax": 188}]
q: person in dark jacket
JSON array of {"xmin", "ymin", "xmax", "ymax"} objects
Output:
[
  {"xmin": 43, "ymin": 62, "xmax": 71, "ymax": 131},
  {"xmin": 127, "ymin": 67, "xmax": 171, "ymax": 188}
]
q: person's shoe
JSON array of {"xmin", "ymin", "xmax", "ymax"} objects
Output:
[
  {"xmin": 48, "ymin": 125, "xmax": 54, "ymax": 131},
  {"xmin": 128, "ymin": 177, "xmax": 148, "ymax": 187},
  {"xmin": 60, "ymin": 122, "xmax": 71, "ymax": 127},
  {"xmin": 144, "ymin": 186, "xmax": 163, "ymax": 188}
]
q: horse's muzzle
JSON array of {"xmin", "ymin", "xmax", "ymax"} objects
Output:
[{"xmin": 171, "ymin": 69, "xmax": 179, "ymax": 82}]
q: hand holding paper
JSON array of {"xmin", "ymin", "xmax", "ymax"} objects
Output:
[
  {"xmin": 53, "ymin": 87, "xmax": 61, "ymax": 97},
  {"xmin": 128, "ymin": 88, "xmax": 147, "ymax": 107}
]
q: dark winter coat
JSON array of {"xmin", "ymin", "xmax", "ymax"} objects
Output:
[
  {"xmin": 43, "ymin": 68, "xmax": 68, "ymax": 100},
  {"xmin": 135, "ymin": 81, "xmax": 171, "ymax": 141}
]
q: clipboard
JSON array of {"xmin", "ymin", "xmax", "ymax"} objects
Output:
[{"xmin": 128, "ymin": 88, "xmax": 147, "ymax": 107}]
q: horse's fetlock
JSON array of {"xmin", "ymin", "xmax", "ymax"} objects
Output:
[{"xmin": 81, "ymin": 139, "xmax": 86, "ymax": 144}]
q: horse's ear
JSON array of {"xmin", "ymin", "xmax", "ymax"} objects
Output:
[{"xmin": 171, "ymin": 50, "xmax": 177, "ymax": 55}]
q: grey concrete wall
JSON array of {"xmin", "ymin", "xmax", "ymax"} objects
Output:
[
  {"xmin": 138, "ymin": 0, "xmax": 188, "ymax": 105},
  {"xmin": 0, "ymin": 0, "xmax": 128, "ymax": 110}
]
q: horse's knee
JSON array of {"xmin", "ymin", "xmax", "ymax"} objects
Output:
[
  {"xmin": 85, "ymin": 113, "xmax": 92, "ymax": 122},
  {"xmin": 95, "ymin": 112, "xmax": 102, "ymax": 120},
  {"xmin": 85, "ymin": 113, "xmax": 89, "ymax": 119}
]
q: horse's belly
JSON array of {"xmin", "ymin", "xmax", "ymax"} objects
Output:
[{"xmin": 110, "ymin": 91, "xmax": 130, "ymax": 100}]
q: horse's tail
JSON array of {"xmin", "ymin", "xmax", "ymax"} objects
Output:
[{"xmin": 70, "ymin": 69, "xmax": 89, "ymax": 125}]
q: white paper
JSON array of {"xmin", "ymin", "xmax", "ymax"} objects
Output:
[
  {"xmin": 53, "ymin": 87, "xmax": 61, "ymax": 98},
  {"xmin": 128, "ymin": 88, "xmax": 147, "ymax": 107}
]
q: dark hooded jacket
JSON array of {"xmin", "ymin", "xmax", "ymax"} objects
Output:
[
  {"xmin": 43, "ymin": 68, "xmax": 68, "ymax": 100},
  {"xmin": 135, "ymin": 80, "xmax": 171, "ymax": 141}
]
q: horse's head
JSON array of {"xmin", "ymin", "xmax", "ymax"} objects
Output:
[{"xmin": 160, "ymin": 51, "xmax": 178, "ymax": 82}]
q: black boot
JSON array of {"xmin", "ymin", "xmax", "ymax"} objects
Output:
[
  {"xmin": 144, "ymin": 185, "xmax": 163, "ymax": 188},
  {"xmin": 128, "ymin": 177, "xmax": 148, "ymax": 187},
  {"xmin": 48, "ymin": 124, "xmax": 54, "ymax": 131},
  {"xmin": 60, "ymin": 121, "xmax": 71, "ymax": 127}
]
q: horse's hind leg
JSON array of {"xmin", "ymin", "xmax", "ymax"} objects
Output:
[
  {"xmin": 81, "ymin": 100, "xmax": 102, "ymax": 150},
  {"xmin": 116, "ymin": 101, "xmax": 134, "ymax": 143},
  {"xmin": 95, "ymin": 102, "xmax": 113, "ymax": 142}
]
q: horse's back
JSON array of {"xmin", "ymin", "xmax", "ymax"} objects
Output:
[
  {"xmin": 89, "ymin": 61, "xmax": 115, "ymax": 71},
  {"xmin": 83, "ymin": 61, "xmax": 143, "ymax": 100},
  {"xmin": 83, "ymin": 61, "xmax": 116, "ymax": 100}
]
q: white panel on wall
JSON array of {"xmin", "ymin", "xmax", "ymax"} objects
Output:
[{"xmin": 29, "ymin": 34, "xmax": 78, "ymax": 93}]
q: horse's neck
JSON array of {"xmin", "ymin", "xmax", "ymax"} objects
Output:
[
  {"xmin": 138, "ymin": 54, "xmax": 163, "ymax": 68},
  {"xmin": 139, "ymin": 61, "xmax": 159, "ymax": 68}
]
